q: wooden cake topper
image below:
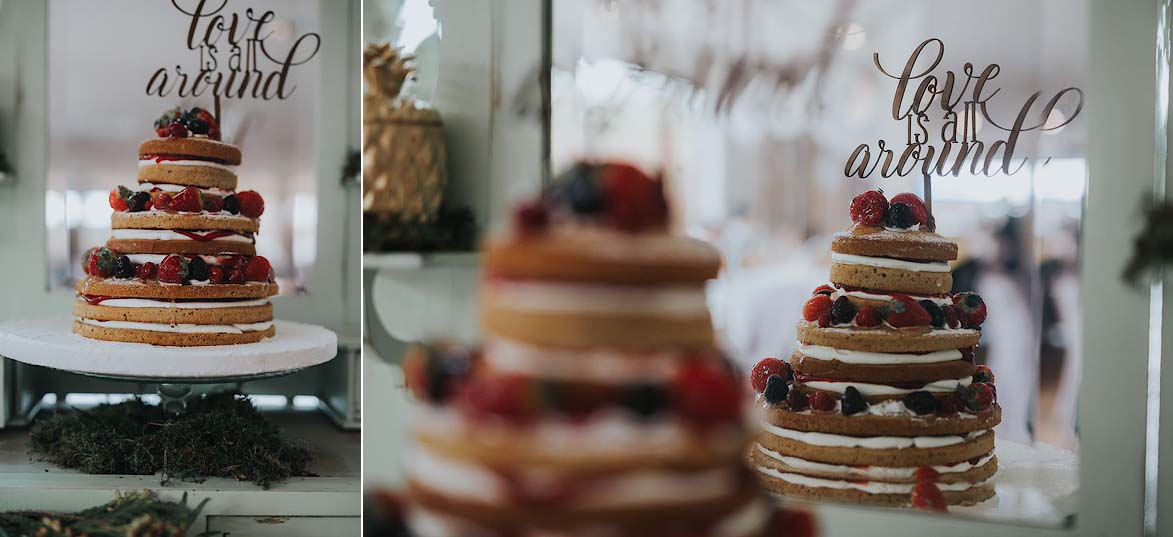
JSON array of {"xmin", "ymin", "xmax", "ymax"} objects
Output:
[
  {"xmin": 846, "ymin": 37, "xmax": 1086, "ymax": 218},
  {"xmin": 145, "ymin": 0, "xmax": 323, "ymax": 127}
]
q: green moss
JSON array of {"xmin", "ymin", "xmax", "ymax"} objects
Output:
[
  {"xmin": 363, "ymin": 204, "xmax": 478, "ymax": 252},
  {"xmin": 29, "ymin": 393, "xmax": 313, "ymax": 489},
  {"xmin": 0, "ymin": 490, "xmax": 206, "ymax": 537}
]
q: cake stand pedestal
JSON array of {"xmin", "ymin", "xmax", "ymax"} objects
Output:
[{"xmin": 0, "ymin": 317, "xmax": 338, "ymax": 411}]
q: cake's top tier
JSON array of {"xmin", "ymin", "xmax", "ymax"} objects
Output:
[
  {"xmin": 833, "ymin": 227, "xmax": 958, "ymax": 263},
  {"xmin": 829, "ymin": 190, "xmax": 958, "ymax": 295},
  {"xmin": 138, "ymin": 107, "xmax": 241, "ymax": 191},
  {"xmin": 485, "ymin": 162, "xmax": 721, "ymax": 285},
  {"xmin": 835, "ymin": 189, "xmax": 958, "ymax": 261}
]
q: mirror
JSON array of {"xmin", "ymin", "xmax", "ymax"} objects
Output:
[{"xmin": 551, "ymin": 0, "xmax": 1085, "ymax": 526}]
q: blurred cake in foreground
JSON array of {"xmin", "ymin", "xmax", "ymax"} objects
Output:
[
  {"xmin": 402, "ymin": 163, "xmax": 780, "ymax": 536},
  {"xmin": 750, "ymin": 189, "xmax": 1000, "ymax": 510}
]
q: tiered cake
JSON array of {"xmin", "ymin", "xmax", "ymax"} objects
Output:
[
  {"xmin": 73, "ymin": 106, "xmax": 278, "ymax": 346},
  {"xmin": 402, "ymin": 163, "xmax": 775, "ymax": 536},
  {"xmin": 750, "ymin": 189, "xmax": 1000, "ymax": 509}
]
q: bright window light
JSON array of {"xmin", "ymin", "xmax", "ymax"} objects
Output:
[
  {"xmin": 396, "ymin": 0, "xmax": 438, "ymax": 53},
  {"xmin": 293, "ymin": 395, "xmax": 320, "ymax": 410},
  {"xmin": 251, "ymin": 395, "xmax": 291, "ymax": 409},
  {"xmin": 932, "ymin": 158, "xmax": 1085, "ymax": 205}
]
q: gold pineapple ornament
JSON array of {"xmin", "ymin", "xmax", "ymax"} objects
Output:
[{"xmin": 363, "ymin": 43, "xmax": 447, "ymax": 224}]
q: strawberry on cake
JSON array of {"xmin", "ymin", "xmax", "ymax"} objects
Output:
[
  {"xmin": 750, "ymin": 189, "xmax": 1000, "ymax": 510},
  {"xmin": 73, "ymin": 106, "xmax": 278, "ymax": 347},
  {"xmin": 401, "ymin": 163, "xmax": 781, "ymax": 536}
]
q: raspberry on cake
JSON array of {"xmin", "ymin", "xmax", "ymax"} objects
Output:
[
  {"xmin": 749, "ymin": 191, "xmax": 1000, "ymax": 509},
  {"xmin": 72, "ymin": 106, "xmax": 278, "ymax": 347},
  {"xmin": 404, "ymin": 162, "xmax": 774, "ymax": 536}
]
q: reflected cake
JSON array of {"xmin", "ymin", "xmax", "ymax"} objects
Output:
[
  {"xmin": 402, "ymin": 163, "xmax": 778, "ymax": 536},
  {"xmin": 73, "ymin": 106, "xmax": 278, "ymax": 346},
  {"xmin": 750, "ymin": 190, "xmax": 1000, "ymax": 509}
]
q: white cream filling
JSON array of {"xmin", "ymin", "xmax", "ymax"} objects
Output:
[
  {"xmin": 756, "ymin": 466, "xmax": 979, "ymax": 494},
  {"xmin": 575, "ymin": 467, "xmax": 737, "ymax": 508},
  {"xmin": 810, "ymin": 326, "xmax": 978, "ymax": 338},
  {"xmin": 483, "ymin": 336, "xmax": 685, "ymax": 383},
  {"xmin": 125, "ymin": 254, "xmax": 223, "ymax": 265},
  {"xmin": 138, "ymin": 158, "xmax": 237, "ymax": 173},
  {"xmin": 405, "ymin": 508, "xmax": 490, "ymax": 537},
  {"xmin": 78, "ymin": 318, "xmax": 271, "ymax": 334},
  {"xmin": 778, "ymin": 398, "xmax": 977, "ymax": 418},
  {"xmin": 756, "ymin": 444, "xmax": 993, "ymax": 480},
  {"xmin": 485, "ymin": 280, "xmax": 709, "ymax": 317},
  {"xmin": 111, "ymin": 229, "xmax": 253, "ymax": 243},
  {"xmin": 413, "ymin": 407, "xmax": 742, "ymax": 460},
  {"xmin": 867, "ymin": 399, "xmax": 910, "ymax": 416},
  {"xmin": 762, "ymin": 422, "xmax": 988, "ymax": 449},
  {"xmin": 120, "ymin": 209, "xmax": 250, "ymax": 221},
  {"xmin": 139, "ymin": 182, "xmax": 233, "ymax": 196},
  {"xmin": 798, "ymin": 344, "xmax": 962, "ymax": 365},
  {"xmin": 830, "ymin": 252, "xmax": 951, "ymax": 273},
  {"xmin": 884, "ymin": 225, "xmax": 916, "ymax": 233},
  {"xmin": 832, "ymin": 288, "xmax": 953, "ymax": 306},
  {"xmin": 801, "ymin": 376, "xmax": 972, "ymax": 396},
  {"xmin": 407, "ymin": 449, "xmax": 501, "ymax": 503},
  {"xmin": 406, "ymin": 448, "xmax": 737, "ymax": 508},
  {"xmin": 83, "ymin": 297, "xmax": 269, "ymax": 309}
]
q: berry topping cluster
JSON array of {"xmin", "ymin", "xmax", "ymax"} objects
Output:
[
  {"xmin": 154, "ymin": 106, "xmax": 222, "ymax": 140},
  {"xmin": 82, "ymin": 247, "xmax": 273, "ymax": 285},
  {"xmin": 406, "ymin": 345, "xmax": 745, "ymax": 427},
  {"xmin": 109, "ymin": 186, "xmax": 264, "ymax": 218},
  {"xmin": 750, "ymin": 357, "xmax": 998, "ymax": 417},
  {"xmin": 802, "ymin": 285, "xmax": 987, "ymax": 329},
  {"xmin": 849, "ymin": 189, "xmax": 934, "ymax": 231},
  {"xmin": 511, "ymin": 162, "xmax": 669, "ymax": 235}
]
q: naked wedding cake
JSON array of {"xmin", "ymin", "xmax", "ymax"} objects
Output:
[
  {"xmin": 401, "ymin": 162, "xmax": 778, "ymax": 536},
  {"xmin": 750, "ymin": 189, "xmax": 1000, "ymax": 509},
  {"xmin": 73, "ymin": 106, "xmax": 278, "ymax": 346}
]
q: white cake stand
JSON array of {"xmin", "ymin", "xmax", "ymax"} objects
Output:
[{"xmin": 0, "ymin": 317, "xmax": 337, "ymax": 411}]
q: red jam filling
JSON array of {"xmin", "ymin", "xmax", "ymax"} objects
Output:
[
  {"xmin": 836, "ymin": 284, "xmax": 950, "ymax": 298},
  {"xmin": 174, "ymin": 230, "xmax": 248, "ymax": 241},
  {"xmin": 793, "ymin": 373, "xmax": 950, "ymax": 390},
  {"xmin": 139, "ymin": 153, "xmax": 230, "ymax": 165}
]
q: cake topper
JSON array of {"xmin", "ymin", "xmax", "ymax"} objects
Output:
[
  {"xmin": 145, "ymin": 0, "xmax": 322, "ymax": 123},
  {"xmin": 844, "ymin": 38, "xmax": 1085, "ymax": 219}
]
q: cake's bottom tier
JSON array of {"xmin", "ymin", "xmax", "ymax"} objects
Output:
[
  {"xmin": 754, "ymin": 468, "xmax": 995, "ymax": 507},
  {"xmin": 751, "ymin": 425, "xmax": 998, "ymax": 507},
  {"xmin": 73, "ymin": 320, "xmax": 275, "ymax": 346},
  {"xmin": 407, "ymin": 476, "xmax": 771, "ymax": 537},
  {"xmin": 404, "ymin": 439, "xmax": 772, "ymax": 536},
  {"xmin": 72, "ymin": 297, "xmax": 275, "ymax": 346}
]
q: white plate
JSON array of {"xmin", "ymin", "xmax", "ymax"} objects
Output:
[{"xmin": 0, "ymin": 317, "xmax": 337, "ymax": 381}]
